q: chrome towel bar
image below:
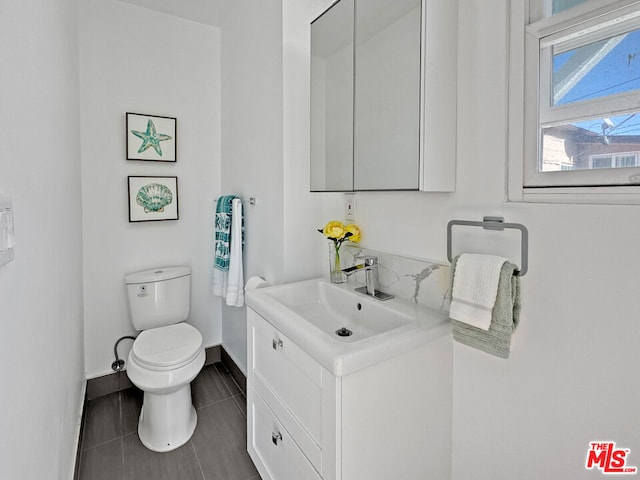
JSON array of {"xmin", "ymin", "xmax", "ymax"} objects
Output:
[
  {"xmin": 447, "ymin": 216, "xmax": 529, "ymax": 276},
  {"xmin": 214, "ymin": 196, "xmax": 255, "ymax": 205}
]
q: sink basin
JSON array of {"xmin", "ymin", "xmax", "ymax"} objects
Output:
[
  {"xmin": 265, "ymin": 279, "xmax": 411, "ymax": 342},
  {"xmin": 246, "ymin": 278, "xmax": 450, "ymax": 376}
]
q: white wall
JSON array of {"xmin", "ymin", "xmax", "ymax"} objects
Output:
[
  {"xmin": 220, "ymin": 0, "xmax": 329, "ymax": 373},
  {"xmin": 79, "ymin": 0, "xmax": 222, "ymax": 378},
  {"xmin": 0, "ymin": 0, "xmax": 85, "ymax": 478},
  {"xmin": 320, "ymin": 0, "xmax": 640, "ymax": 478},
  {"xmin": 219, "ymin": 0, "xmax": 284, "ymax": 372},
  {"xmin": 282, "ymin": 0, "xmax": 330, "ymax": 282}
]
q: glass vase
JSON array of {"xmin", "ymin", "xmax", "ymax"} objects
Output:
[{"xmin": 328, "ymin": 241, "xmax": 345, "ymax": 284}]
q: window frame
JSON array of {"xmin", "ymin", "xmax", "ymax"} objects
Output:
[{"xmin": 508, "ymin": 0, "xmax": 640, "ymax": 203}]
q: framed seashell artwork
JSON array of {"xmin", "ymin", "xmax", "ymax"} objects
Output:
[
  {"xmin": 126, "ymin": 112, "xmax": 176, "ymax": 162},
  {"xmin": 128, "ymin": 176, "xmax": 179, "ymax": 222}
]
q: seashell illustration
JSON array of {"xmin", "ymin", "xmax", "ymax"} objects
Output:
[{"xmin": 136, "ymin": 183, "xmax": 173, "ymax": 213}]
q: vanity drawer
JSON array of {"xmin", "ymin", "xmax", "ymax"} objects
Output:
[
  {"xmin": 249, "ymin": 309, "xmax": 323, "ymax": 444},
  {"xmin": 253, "ymin": 372, "xmax": 322, "ymax": 471},
  {"xmin": 250, "ymin": 388, "xmax": 322, "ymax": 480}
]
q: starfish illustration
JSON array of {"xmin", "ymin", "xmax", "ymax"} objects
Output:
[{"xmin": 131, "ymin": 119, "xmax": 172, "ymax": 156}]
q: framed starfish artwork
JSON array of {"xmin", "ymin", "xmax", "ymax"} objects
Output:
[{"xmin": 126, "ymin": 113, "xmax": 176, "ymax": 162}]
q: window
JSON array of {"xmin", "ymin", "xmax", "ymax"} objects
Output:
[
  {"xmin": 589, "ymin": 152, "xmax": 639, "ymax": 168},
  {"xmin": 509, "ymin": 0, "xmax": 640, "ymax": 202}
]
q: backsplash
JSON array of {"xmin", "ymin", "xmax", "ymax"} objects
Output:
[{"xmin": 340, "ymin": 245, "xmax": 451, "ymax": 313}]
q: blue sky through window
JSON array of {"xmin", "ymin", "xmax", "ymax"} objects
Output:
[{"xmin": 553, "ymin": 29, "xmax": 640, "ymax": 135}]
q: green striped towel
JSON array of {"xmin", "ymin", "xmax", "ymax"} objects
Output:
[{"xmin": 214, "ymin": 195, "xmax": 237, "ymax": 271}]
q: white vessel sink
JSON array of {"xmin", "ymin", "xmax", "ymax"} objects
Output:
[{"xmin": 246, "ymin": 278, "xmax": 450, "ymax": 376}]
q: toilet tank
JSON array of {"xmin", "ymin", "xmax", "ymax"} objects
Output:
[{"xmin": 125, "ymin": 266, "xmax": 191, "ymax": 331}]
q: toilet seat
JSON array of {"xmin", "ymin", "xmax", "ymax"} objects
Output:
[{"xmin": 131, "ymin": 323, "xmax": 203, "ymax": 371}]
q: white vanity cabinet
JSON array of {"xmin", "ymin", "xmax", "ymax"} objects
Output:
[{"xmin": 247, "ymin": 307, "xmax": 452, "ymax": 480}]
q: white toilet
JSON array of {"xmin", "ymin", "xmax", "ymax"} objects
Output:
[{"xmin": 124, "ymin": 266, "xmax": 205, "ymax": 452}]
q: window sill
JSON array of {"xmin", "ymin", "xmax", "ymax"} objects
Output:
[{"xmin": 514, "ymin": 185, "xmax": 640, "ymax": 204}]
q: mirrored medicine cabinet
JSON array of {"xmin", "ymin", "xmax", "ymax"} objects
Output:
[{"xmin": 310, "ymin": 0, "xmax": 458, "ymax": 192}]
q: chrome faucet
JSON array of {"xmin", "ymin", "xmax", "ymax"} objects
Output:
[{"xmin": 342, "ymin": 255, "xmax": 378, "ymax": 295}]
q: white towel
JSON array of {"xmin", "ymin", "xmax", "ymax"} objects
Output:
[
  {"xmin": 225, "ymin": 198, "xmax": 244, "ymax": 307},
  {"xmin": 449, "ymin": 254, "xmax": 508, "ymax": 331},
  {"xmin": 212, "ymin": 266, "xmax": 227, "ymax": 297}
]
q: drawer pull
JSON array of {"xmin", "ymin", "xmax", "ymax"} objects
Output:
[
  {"xmin": 272, "ymin": 431, "xmax": 283, "ymax": 445},
  {"xmin": 272, "ymin": 338, "xmax": 283, "ymax": 350}
]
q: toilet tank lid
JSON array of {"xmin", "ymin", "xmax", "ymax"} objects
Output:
[{"xmin": 125, "ymin": 266, "xmax": 191, "ymax": 284}]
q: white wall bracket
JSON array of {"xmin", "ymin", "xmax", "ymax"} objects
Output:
[{"xmin": 0, "ymin": 195, "xmax": 15, "ymax": 266}]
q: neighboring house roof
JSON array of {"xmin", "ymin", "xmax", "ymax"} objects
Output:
[{"xmin": 545, "ymin": 124, "xmax": 640, "ymax": 145}]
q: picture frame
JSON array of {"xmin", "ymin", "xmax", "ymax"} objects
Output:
[
  {"xmin": 128, "ymin": 176, "xmax": 179, "ymax": 222},
  {"xmin": 126, "ymin": 112, "xmax": 177, "ymax": 162}
]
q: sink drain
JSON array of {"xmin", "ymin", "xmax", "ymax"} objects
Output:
[{"xmin": 335, "ymin": 327, "xmax": 353, "ymax": 337}]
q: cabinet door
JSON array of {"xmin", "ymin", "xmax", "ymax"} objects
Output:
[
  {"xmin": 251, "ymin": 389, "xmax": 322, "ymax": 480},
  {"xmin": 310, "ymin": 0, "xmax": 355, "ymax": 192},
  {"xmin": 251, "ymin": 311, "xmax": 323, "ymax": 444},
  {"xmin": 353, "ymin": 0, "xmax": 422, "ymax": 190}
]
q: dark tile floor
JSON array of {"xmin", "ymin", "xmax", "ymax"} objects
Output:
[{"xmin": 77, "ymin": 363, "xmax": 260, "ymax": 480}]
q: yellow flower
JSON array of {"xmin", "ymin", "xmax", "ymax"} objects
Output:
[
  {"xmin": 323, "ymin": 221, "xmax": 346, "ymax": 240},
  {"xmin": 319, "ymin": 221, "xmax": 362, "ymax": 249},
  {"xmin": 344, "ymin": 224, "xmax": 361, "ymax": 243}
]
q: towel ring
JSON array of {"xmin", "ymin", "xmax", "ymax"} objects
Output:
[{"xmin": 447, "ymin": 216, "xmax": 529, "ymax": 276}]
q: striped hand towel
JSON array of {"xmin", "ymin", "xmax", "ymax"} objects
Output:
[
  {"xmin": 213, "ymin": 195, "xmax": 245, "ymax": 299},
  {"xmin": 214, "ymin": 195, "xmax": 236, "ymax": 271}
]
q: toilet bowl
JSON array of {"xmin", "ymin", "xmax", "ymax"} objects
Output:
[
  {"xmin": 124, "ymin": 266, "xmax": 205, "ymax": 452},
  {"xmin": 126, "ymin": 322, "xmax": 205, "ymax": 452}
]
